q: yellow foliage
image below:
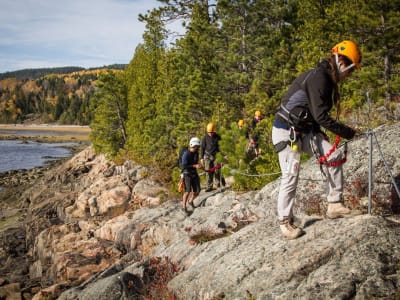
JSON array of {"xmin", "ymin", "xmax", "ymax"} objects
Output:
[
  {"xmin": 64, "ymin": 77, "xmax": 78, "ymax": 90},
  {"xmin": 22, "ymin": 80, "xmax": 42, "ymax": 94},
  {"xmin": 0, "ymin": 78, "xmax": 18, "ymax": 90},
  {"xmin": 46, "ymin": 95, "xmax": 58, "ymax": 106}
]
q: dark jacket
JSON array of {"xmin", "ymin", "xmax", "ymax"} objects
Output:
[
  {"xmin": 201, "ymin": 133, "xmax": 221, "ymax": 158},
  {"xmin": 276, "ymin": 59, "xmax": 355, "ymax": 139},
  {"xmin": 181, "ymin": 150, "xmax": 199, "ymax": 174}
]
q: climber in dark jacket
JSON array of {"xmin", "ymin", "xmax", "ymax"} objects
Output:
[
  {"xmin": 181, "ymin": 137, "xmax": 202, "ymax": 215},
  {"xmin": 201, "ymin": 122, "xmax": 225, "ymax": 192},
  {"xmin": 272, "ymin": 40, "xmax": 362, "ymax": 240}
]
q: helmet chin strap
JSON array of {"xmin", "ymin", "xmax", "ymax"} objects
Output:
[{"xmin": 334, "ymin": 53, "xmax": 355, "ymax": 74}]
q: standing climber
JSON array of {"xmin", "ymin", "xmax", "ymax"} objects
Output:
[
  {"xmin": 248, "ymin": 110, "xmax": 263, "ymax": 157},
  {"xmin": 272, "ymin": 40, "xmax": 362, "ymax": 239},
  {"xmin": 238, "ymin": 119, "xmax": 245, "ymax": 130},
  {"xmin": 201, "ymin": 122, "xmax": 225, "ymax": 192},
  {"xmin": 238, "ymin": 119, "xmax": 250, "ymax": 139},
  {"xmin": 181, "ymin": 137, "xmax": 202, "ymax": 215},
  {"xmin": 251, "ymin": 110, "xmax": 263, "ymax": 129}
]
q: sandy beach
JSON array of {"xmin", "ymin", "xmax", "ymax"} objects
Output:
[{"xmin": 0, "ymin": 123, "xmax": 91, "ymax": 142}]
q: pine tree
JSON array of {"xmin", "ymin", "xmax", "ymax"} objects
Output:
[
  {"xmin": 125, "ymin": 9, "xmax": 169, "ymax": 170},
  {"xmin": 90, "ymin": 70, "xmax": 128, "ymax": 157}
]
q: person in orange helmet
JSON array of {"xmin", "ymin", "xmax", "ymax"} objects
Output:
[{"xmin": 272, "ymin": 40, "xmax": 362, "ymax": 239}]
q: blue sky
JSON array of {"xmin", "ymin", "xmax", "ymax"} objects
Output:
[{"xmin": 0, "ymin": 0, "xmax": 165, "ymax": 73}]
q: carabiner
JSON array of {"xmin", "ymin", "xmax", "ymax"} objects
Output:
[
  {"xmin": 289, "ymin": 126, "xmax": 297, "ymax": 150},
  {"xmin": 289, "ymin": 126, "xmax": 296, "ymax": 143}
]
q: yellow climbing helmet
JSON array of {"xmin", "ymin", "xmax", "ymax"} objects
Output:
[
  {"xmin": 238, "ymin": 119, "xmax": 244, "ymax": 127},
  {"xmin": 206, "ymin": 122, "xmax": 216, "ymax": 133},
  {"xmin": 331, "ymin": 40, "xmax": 362, "ymax": 69},
  {"xmin": 255, "ymin": 111, "xmax": 262, "ymax": 117}
]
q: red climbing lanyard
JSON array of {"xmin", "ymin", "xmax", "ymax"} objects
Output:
[
  {"xmin": 205, "ymin": 163, "xmax": 222, "ymax": 173},
  {"xmin": 317, "ymin": 135, "xmax": 347, "ymax": 167}
]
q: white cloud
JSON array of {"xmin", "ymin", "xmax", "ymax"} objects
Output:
[{"xmin": 0, "ymin": 0, "xmax": 160, "ymax": 72}]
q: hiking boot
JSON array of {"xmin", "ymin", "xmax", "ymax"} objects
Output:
[
  {"xmin": 279, "ymin": 219, "xmax": 304, "ymax": 240},
  {"xmin": 326, "ymin": 202, "xmax": 351, "ymax": 219}
]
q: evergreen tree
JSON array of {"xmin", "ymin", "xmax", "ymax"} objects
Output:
[
  {"xmin": 125, "ymin": 9, "xmax": 168, "ymax": 169},
  {"xmin": 90, "ymin": 70, "xmax": 128, "ymax": 157}
]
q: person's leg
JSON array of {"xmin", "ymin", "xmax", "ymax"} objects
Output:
[
  {"xmin": 182, "ymin": 175, "xmax": 192, "ymax": 210},
  {"xmin": 215, "ymin": 162, "xmax": 223, "ymax": 187},
  {"xmin": 189, "ymin": 175, "xmax": 201, "ymax": 207},
  {"xmin": 182, "ymin": 192, "xmax": 190, "ymax": 209},
  {"xmin": 204, "ymin": 156, "xmax": 214, "ymax": 191},
  {"xmin": 272, "ymin": 126, "xmax": 304, "ymax": 239},
  {"xmin": 272, "ymin": 127, "xmax": 300, "ymax": 221},
  {"xmin": 303, "ymin": 132, "xmax": 351, "ymax": 218},
  {"xmin": 277, "ymin": 146, "xmax": 300, "ymax": 221}
]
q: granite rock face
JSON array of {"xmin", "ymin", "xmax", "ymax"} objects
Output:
[{"xmin": 1, "ymin": 123, "xmax": 399, "ymax": 299}]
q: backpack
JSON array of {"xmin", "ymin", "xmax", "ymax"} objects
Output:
[{"xmin": 177, "ymin": 146, "xmax": 188, "ymax": 170}]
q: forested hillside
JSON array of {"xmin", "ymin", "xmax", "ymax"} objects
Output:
[
  {"xmin": 0, "ymin": 64, "xmax": 127, "ymax": 80},
  {"xmin": 89, "ymin": 0, "xmax": 400, "ymax": 189},
  {"xmin": 0, "ymin": 68, "xmax": 124, "ymax": 125}
]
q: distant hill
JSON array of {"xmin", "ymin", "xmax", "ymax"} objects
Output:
[
  {"xmin": 0, "ymin": 67, "xmax": 126, "ymax": 125},
  {"xmin": 0, "ymin": 64, "xmax": 127, "ymax": 81}
]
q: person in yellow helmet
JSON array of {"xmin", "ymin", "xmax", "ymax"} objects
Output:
[
  {"xmin": 248, "ymin": 111, "xmax": 263, "ymax": 157},
  {"xmin": 201, "ymin": 122, "xmax": 225, "ymax": 191},
  {"xmin": 272, "ymin": 40, "xmax": 362, "ymax": 240},
  {"xmin": 252, "ymin": 111, "xmax": 263, "ymax": 128},
  {"xmin": 238, "ymin": 119, "xmax": 245, "ymax": 129}
]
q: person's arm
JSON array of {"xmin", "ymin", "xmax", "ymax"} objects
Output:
[
  {"xmin": 306, "ymin": 72, "xmax": 355, "ymax": 139},
  {"xmin": 216, "ymin": 134, "xmax": 221, "ymax": 153}
]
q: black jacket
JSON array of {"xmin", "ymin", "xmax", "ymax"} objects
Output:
[
  {"xmin": 276, "ymin": 59, "xmax": 355, "ymax": 139},
  {"xmin": 201, "ymin": 133, "xmax": 221, "ymax": 158},
  {"xmin": 181, "ymin": 150, "xmax": 199, "ymax": 174}
]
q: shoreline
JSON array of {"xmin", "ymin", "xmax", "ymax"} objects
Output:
[
  {"xmin": 0, "ymin": 124, "xmax": 90, "ymax": 186},
  {"xmin": 0, "ymin": 123, "xmax": 91, "ymax": 131},
  {"xmin": 0, "ymin": 123, "xmax": 91, "ymax": 142}
]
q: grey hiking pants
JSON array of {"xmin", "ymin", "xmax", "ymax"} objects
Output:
[{"xmin": 272, "ymin": 126, "xmax": 345, "ymax": 221}]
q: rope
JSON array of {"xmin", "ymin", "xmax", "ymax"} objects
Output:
[
  {"xmin": 223, "ymin": 165, "xmax": 281, "ymax": 177},
  {"xmin": 199, "ymin": 164, "xmax": 281, "ymax": 178}
]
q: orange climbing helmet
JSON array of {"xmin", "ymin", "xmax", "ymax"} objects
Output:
[
  {"xmin": 206, "ymin": 122, "xmax": 216, "ymax": 133},
  {"xmin": 331, "ymin": 40, "xmax": 362, "ymax": 69}
]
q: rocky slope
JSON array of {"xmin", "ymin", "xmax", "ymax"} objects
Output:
[{"xmin": 1, "ymin": 123, "xmax": 400, "ymax": 300}]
